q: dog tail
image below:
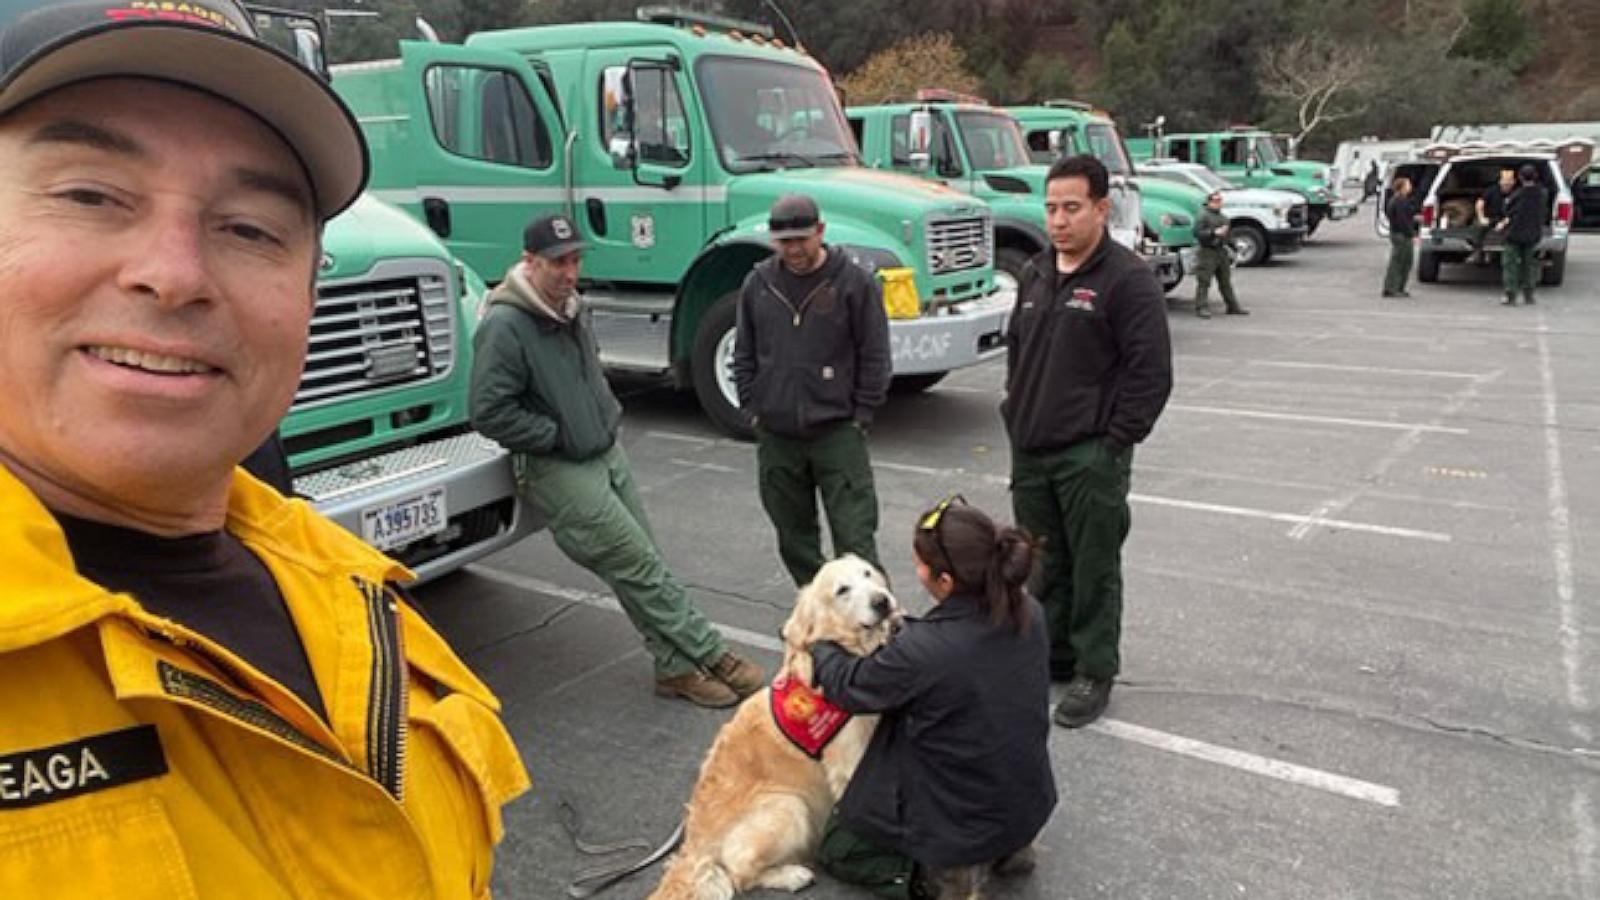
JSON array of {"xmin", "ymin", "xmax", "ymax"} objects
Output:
[{"xmin": 648, "ymin": 852, "xmax": 733, "ymax": 900}]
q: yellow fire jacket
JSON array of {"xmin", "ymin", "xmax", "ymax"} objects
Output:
[{"xmin": 0, "ymin": 466, "xmax": 530, "ymax": 899}]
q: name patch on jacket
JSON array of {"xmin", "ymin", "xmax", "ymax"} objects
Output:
[
  {"xmin": 0, "ymin": 725, "xmax": 166, "ymax": 809},
  {"xmin": 1066, "ymin": 287, "xmax": 1098, "ymax": 312},
  {"xmin": 770, "ymin": 673, "xmax": 851, "ymax": 759}
]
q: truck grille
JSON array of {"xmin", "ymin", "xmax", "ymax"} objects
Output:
[
  {"xmin": 1288, "ymin": 204, "xmax": 1307, "ymax": 228},
  {"xmin": 926, "ymin": 213, "xmax": 992, "ymax": 274},
  {"xmin": 294, "ymin": 270, "xmax": 454, "ymax": 408}
]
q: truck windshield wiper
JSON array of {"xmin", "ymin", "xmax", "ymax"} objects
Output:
[
  {"xmin": 813, "ymin": 150, "xmax": 860, "ymax": 164},
  {"xmin": 738, "ymin": 151, "xmax": 819, "ymax": 168}
]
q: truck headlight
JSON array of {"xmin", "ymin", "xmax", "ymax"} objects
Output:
[{"xmin": 839, "ymin": 245, "xmax": 904, "ymax": 274}]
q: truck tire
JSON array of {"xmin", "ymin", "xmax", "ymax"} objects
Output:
[
  {"xmin": 1541, "ymin": 250, "xmax": 1566, "ymax": 286},
  {"xmin": 889, "ymin": 372, "xmax": 948, "ymax": 394},
  {"xmin": 690, "ymin": 291, "xmax": 755, "ymax": 440},
  {"xmin": 1417, "ymin": 250, "xmax": 1441, "ymax": 283},
  {"xmin": 995, "ymin": 246, "xmax": 1031, "ymax": 295},
  {"xmin": 1305, "ymin": 208, "xmax": 1324, "ymax": 237},
  {"xmin": 1230, "ymin": 223, "xmax": 1269, "ymax": 266},
  {"xmin": 1161, "ymin": 255, "xmax": 1184, "ymax": 293}
]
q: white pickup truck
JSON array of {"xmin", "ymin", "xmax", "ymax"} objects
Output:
[{"xmin": 1136, "ymin": 160, "xmax": 1309, "ymax": 266}]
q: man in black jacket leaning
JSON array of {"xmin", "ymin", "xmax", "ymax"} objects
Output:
[
  {"xmin": 733, "ymin": 194, "xmax": 892, "ymax": 587},
  {"xmin": 1004, "ymin": 155, "xmax": 1174, "ymax": 728}
]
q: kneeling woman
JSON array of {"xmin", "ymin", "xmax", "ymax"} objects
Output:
[{"xmin": 812, "ymin": 497, "xmax": 1057, "ymax": 899}]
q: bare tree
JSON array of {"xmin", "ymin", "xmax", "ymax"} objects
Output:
[{"xmin": 1257, "ymin": 36, "xmax": 1377, "ymax": 146}]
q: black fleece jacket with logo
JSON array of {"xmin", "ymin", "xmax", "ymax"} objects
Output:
[
  {"xmin": 732, "ymin": 248, "xmax": 891, "ymax": 438},
  {"xmin": 1002, "ymin": 233, "xmax": 1173, "ymax": 453}
]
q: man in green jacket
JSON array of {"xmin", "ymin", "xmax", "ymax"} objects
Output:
[
  {"xmin": 1192, "ymin": 191, "xmax": 1248, "ymax": 318},
  {"xmin": 470, "ymin": 214, "xmax": 764, "ymax": 707}
]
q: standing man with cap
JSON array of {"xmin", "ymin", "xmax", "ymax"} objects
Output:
[
  {"xmin": 471, "ymin": 213, "xmax": 765, "ymax": 708},
  {"xmin": 733, "ymin": 193, "xmax": 892, "ymax": 587},
  {"xmin": 1191, "ymin": 190, "xmax": 1248, "ymax": 318},
  {"xmin": 0, "ymin": 1, "xmax": 529, "ymax": 896},
  {"xmin": 1004, "ymin": 155, "xmax": 1172, "ymax": 729}
]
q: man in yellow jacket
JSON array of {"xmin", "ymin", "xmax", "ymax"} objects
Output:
[{"xmin": 0, "ymin": 2, "xmax": 529, "ymax": 897}]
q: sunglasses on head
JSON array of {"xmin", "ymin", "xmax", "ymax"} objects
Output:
[{"xmin": 918, "ymin": 494, "xmax": 967, "ymax": 577}]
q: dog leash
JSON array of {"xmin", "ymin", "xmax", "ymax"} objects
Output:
[{"xmin": 561, "ymin": 794, "xmax": 685, "ymax": 898}]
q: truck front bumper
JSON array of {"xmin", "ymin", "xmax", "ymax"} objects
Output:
[
  {"xmin": 1326, "ymin": 198, "xmax": 1359, "ymax": 221},
  {"xmin": 295, "ymin": 432, "xmax": 540, "ymax": 584},
  {"xmin": 1269, "ymin": 226, "xmax": 1307, "ymax": 253},
  {"xmin": 890, "ymin": 285, "xmax": 1013, "ymax": 375},
  {"xmin": 1141, "ymin": 245, "xmax": 1183, "ymax": 285}
]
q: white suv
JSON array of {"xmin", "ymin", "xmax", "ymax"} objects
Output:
[
  {"xmin": 1137, "ymin": 159, "xmax": 1309, "ymax": 266},
  {"xmin": 1417, "ymin": 152, "xmax": 1573, "ymax": 285}
]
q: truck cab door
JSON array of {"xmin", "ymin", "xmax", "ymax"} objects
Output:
[
  {"xmin": 1218, "ymin": 137, "xmax": 1252, "ymax": 187},
  {"xmin": 396, "ymin": 41, "xmax": 567, "ymax": 281},
  {"xmin": 580, "ymin": 47, "xmax": 706, "ymax": 286}
]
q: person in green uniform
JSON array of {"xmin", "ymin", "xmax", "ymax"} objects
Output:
[
  {"xmin": 1496, "ymin": 164, "xmax": 1550, "ymax": 306},
  {"xmin": 1192, "ymin": 191, "xmax": 1248, "ymax": 318},
  {"xmin": 470, "ymin": 214, "xmax": 766, "ymax": 708},
  {"xmin": 1003, "ymin": 156, "xmax": 1174, "ymax": 729},
  {"xmin": 1383, "ymin": 176, "xmax": 1420, "ymax": 298},
  {"xmin": 733, "ymin": 195, "xmax": 892, "ymax": 587}
]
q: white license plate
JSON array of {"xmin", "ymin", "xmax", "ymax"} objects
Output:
[{"xmin": 360, "ymin": 487, "xmax": 448, "ymax": 552}]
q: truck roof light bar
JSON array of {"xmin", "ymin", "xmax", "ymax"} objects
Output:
[{"xmin": 637, "ymin": 5, "xmax": 775, "ymax": 39}]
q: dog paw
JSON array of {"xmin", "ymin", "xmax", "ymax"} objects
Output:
[{"xmin": 757, "ymin": 864, "xmax": 815, "ymax": 892}]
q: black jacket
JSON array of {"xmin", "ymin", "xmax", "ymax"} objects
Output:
[
  {"xmin": 1386, "ymin": 194, "xmax": 1420, "ymax": 237},
  {"xmin": 812, "ymin": 594, "xmax": 1057, "ymax": 869},
  {"xmin": 1002, "ymin": 235, "xmax": 1173, "ymax": 452},
  {"xmin": 1504, "ymin": 183, "xmax": 1550, "ymax": 245},
  {"xmin": 732, "ymin": 248, "xmax": 892, "ymax": 438}
]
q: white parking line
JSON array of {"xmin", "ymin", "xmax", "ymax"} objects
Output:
[
  {"xmin": 1131, "ymin": 494, "xmax": 1451, "ymax": 542},
  {"xmin": 669, "ymin": 458, "xmax": 741, "ymax": 474},
  {"xmin": 1167, "ymin": 404, "xmax": 1469, "ymax": 435},
  {"xmin": 1176, "ymin": 355, "xmax": 1486, "ymax": 380},
  {"xmin": 1086, "ymin": 719, "xmax": 1400, "ymax": 808},
  {"xmin": 467, "ymin": 564, "xmax": 1402, "ymax": 809},
  {"xmin": 1536, "ymin": 320, "xmax": 1589, "ymax": 742}
]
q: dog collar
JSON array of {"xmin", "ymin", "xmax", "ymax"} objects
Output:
[{"xmin": 769, "ymin": 673, "xmax": 851, "ymax": 759}]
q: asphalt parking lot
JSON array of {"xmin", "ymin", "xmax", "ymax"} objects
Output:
[{"xmin": 418, "ymin": 210, "xmax": 1600, "ymax": 899}]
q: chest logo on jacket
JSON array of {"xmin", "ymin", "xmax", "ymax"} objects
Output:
[{"xmin": 1065, "ymin": 287, "xmax": 1098, "ymax": 313}]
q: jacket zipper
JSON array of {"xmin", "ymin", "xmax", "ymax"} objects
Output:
[
  {"xmin": 762, "ymin": 276, "xmax": 831, "ymax": 327},
  {"xmin": 357, "ymin": 578, "xmax": 408, "ymax": 802}
]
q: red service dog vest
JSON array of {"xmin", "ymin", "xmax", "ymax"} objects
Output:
[{"xmin": 769, "ymin": 673, "xmax": 851, "ymax": 759}]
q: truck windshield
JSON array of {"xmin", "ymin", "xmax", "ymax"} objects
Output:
[
  {"xmin": 1252, "ymin": 137, "xmax": 1283, "ymax": 165},
  {"xmin": 1083, "ymin": 123, "xmax": 1133, "ymax": 175},
  {"xmin": 1186, "ymin": 166, "xmax": 1233, "ymax": 192},
  {"xmin": 697, "ymin": 56, "xmax": 858, "ymax": 173},
  {"xmin": 953, "ymin": 112, "xmax": 1030, "ymax": 172}
]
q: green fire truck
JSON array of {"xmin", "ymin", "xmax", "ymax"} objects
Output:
[
  {"xmin": 1129, "ymin": 127, "xmax": 1356, "ymax": 234},
  {"xmin": 846, "ymin": 95, "xmax": 1180, "ymax": 294},
  {"xmin": 331, "ymin": 9, "xmax": 1010, "ymax": 437},
  {"xmin": 1007, "ymin": 102, "xmax": 1198, "ymax": 292},
  {"xmin": 251, "ymin": 6, "xmax": 535, "ymax": 582}
]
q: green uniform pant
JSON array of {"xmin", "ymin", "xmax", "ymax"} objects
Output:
[
  {"xmin": 1502, "ymin": 241, "xmax": 1539, "ymax": 300},
  {"xmin": 1193, "ymin": 246, "xmax": 1240, "ymax": 312},
  {"xmin": 756, "ymin": 422, "xmax": 882, "ymax": 587},
  {"xmin": 1011, "ymin": 438, "xmax": 1132, "ymax": 680},
  {"xmin": 1384, "ymin": 234, "xmax": 1414, "ymax": 294},
  {"xmin": 516, "ymin": 443, "xmax": 725, "ymax": 678},
  {"xmin": 817, "ymin": 814, "xmax": 917, "ymax": 900}
]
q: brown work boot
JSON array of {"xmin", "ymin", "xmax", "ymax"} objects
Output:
[
  {"xmin": 707, "ymin": 651, "xmax": 766, "ymax": 698},
  {"xmin": 991, "ymin": 843, "xmax": 1038, "ymax": 877},
  {"xmin": 654, "ymin": 670, "xmax": 738, "ymax": 708}
]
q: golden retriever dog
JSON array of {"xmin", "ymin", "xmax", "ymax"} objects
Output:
[{"xmin": 649, "ymin": 554, "xmax": 900, "ymax": 899}]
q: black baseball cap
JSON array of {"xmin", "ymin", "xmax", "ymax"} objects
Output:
[
  {"xmin": 768, "ymin": 193, "xmax": 821, "ymax": 240},
  {"xmin": 523, "ymin": 213, "xmax": 587, "ymax": 258},
  {"xmin": 0, "ymin": 0, "xmax": 367, "ymax": 221}
]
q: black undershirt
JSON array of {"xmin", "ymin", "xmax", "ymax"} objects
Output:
[
  {"xmin": 772, "ymin": 256, "xmax": 829, "ymax": 309},
  {"xmin": 54, "ymin": 512, "xmax": 328, "ymax": 722}
]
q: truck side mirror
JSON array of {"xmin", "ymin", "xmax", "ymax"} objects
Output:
[
  {"xmin": 908, "ymin": 109, "xmax": 933, "ymax": 172},
  {"xmin": 1047, "ymin": 129, "xmax": 1063, "ymax": 155}
]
